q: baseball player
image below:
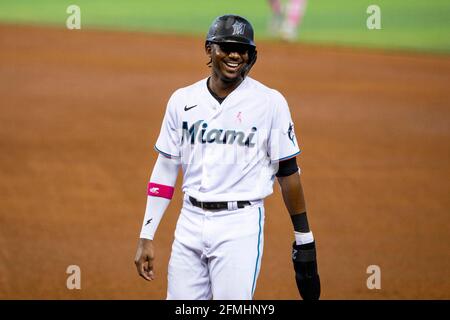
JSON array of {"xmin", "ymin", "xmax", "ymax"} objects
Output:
[
  {"xmin": 268, "ymin": 0, "xmax": 308, "ymax": 41},
  {"xmin": 134, "ymin": 14, "xmax": 320, "ymax": 300}
]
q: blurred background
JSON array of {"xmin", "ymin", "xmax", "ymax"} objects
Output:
[
  {"xmin": 1, "ymin": 0, "xmax": 449, "ymax": 52},
  {"xmin": 0, "ymin": 0, "xmax": 449, "ymax": 299}
]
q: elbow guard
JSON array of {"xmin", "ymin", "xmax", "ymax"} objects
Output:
[{"xmin": 276, "ymin": 157, "xmax": 299, "ymax": 177}]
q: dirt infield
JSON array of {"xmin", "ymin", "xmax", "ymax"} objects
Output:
[{"xmin": 0, "ymin": 24, "xmax": 449, "ymax": 299}]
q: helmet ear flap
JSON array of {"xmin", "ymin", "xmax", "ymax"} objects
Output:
[
  {"xmin": 249, "ymin": 49, "xmax": 257, "ymax": 68},
  {"xmin": 240, "ymin": 48, "xmax": 257, "ymax": 78}
]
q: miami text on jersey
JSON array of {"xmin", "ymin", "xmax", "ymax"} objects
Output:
[{"xmin": 181, "ymin": 120, "xmax": 258, "ymax": 147}]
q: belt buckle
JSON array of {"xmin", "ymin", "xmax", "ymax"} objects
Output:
[{"xmin": 200, "ymin": 200, "xmax": 204, "ymax": 210}]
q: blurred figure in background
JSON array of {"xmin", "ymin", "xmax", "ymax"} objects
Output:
[{"xmin": 268, "ymin": 0, "xmax": 308, "ymax": 41}]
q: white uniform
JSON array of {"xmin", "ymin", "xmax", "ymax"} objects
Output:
[{"xmin": 155, "ymin": 76, "xmax": 300, "ymax": 299}]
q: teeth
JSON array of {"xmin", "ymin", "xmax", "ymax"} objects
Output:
[{"xmin": 226, "ymin": 62, "xmax": 239, "ymax": 67}]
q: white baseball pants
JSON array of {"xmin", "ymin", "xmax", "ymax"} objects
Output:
[{"xmin": 167, "ymin": 196, "xmax": 265, "ymax": 300}]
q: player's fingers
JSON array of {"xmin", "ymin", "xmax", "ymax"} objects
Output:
[
  {"xmin": 136, "ymin": 258, "xmax": 152, "ymax": 281},
  {"xmin": 146, "ymin": 257, "xmax": 155, "ymax": 280}
]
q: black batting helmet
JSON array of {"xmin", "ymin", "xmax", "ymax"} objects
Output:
[{"xmin": 206, "ymin": 15, "xmax": 256, "ymax": 48}]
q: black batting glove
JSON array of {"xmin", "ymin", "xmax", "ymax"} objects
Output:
[{"xmin": 292, "ymin": 241, "xmax": 321, "ymax": 300}]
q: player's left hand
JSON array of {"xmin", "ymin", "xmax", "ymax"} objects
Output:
[
  {"xmin": 292, "ymin": 241, "xmax": 321, "ymax": 300},
  {"xmin": 134, "ymin": 238, "xmax": 155, "ymax": 281}
]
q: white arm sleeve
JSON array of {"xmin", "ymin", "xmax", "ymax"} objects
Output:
[{"xmin": 139, "ymin": 154, "xmax": 180, "ymax": 240}]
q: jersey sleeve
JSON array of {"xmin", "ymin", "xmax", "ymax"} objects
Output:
[
  {"xmin": 267, "ymin": 90, "xmax": 301, "ymax": 162},
  {"xmin": 154, "ymin": 91, "xmax": 181, "ymax": 158}
]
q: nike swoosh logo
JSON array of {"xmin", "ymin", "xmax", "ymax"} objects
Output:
[{"xmin": 184, "ymin": 104, "xmax": 198, "ymax": 111}]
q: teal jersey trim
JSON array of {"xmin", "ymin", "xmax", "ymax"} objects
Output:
[
  {"xmin": 251, "ymin": 208, "xmax": 262, "ymax": 297},
  {"xmin": 154, "ymin": 145, "xmax": 180, "ymax": 159}
]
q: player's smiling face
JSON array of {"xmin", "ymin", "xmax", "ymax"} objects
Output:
[{"xmin": 207, "ymin": 42, "xmax": 250, "ymax": 83}]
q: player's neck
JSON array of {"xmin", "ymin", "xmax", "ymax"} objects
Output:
[{"xmin": 208, "ymin": 74, "xmax": 243, "ymax": 98}]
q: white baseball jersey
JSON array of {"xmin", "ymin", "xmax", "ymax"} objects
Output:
[{"xmin": 155, "ymin": 76, "xmax": 300, "ymax": 202}]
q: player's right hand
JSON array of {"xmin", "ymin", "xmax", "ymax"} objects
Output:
[
  {"xmin": 292, "ymin": 241, "xmax": 321, "ymax": 300},
  {"xmin": 134, "ymin": 238, "xmax": 155, "ymax": 281}
]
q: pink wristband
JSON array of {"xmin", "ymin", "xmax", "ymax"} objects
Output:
[{"xmin": 147, "ymin": 182, "xmax": 174, "ymax": 199}]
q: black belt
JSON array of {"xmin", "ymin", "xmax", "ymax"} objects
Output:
[{"xmin": 189, "ymin": 196, "xmax": 251, "ymax": 210}]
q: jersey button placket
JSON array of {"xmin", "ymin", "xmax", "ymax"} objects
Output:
[
  {"xmin": 201, "ymin": 149, "xmax": 213, "ymax": 188},
  {"xmin": 210, "ymin": 95, "xmax": 223, "ymax": 117},
  {"xmin": 200, "ymin": 113, "xmax": 217, "ymax": 189}
]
